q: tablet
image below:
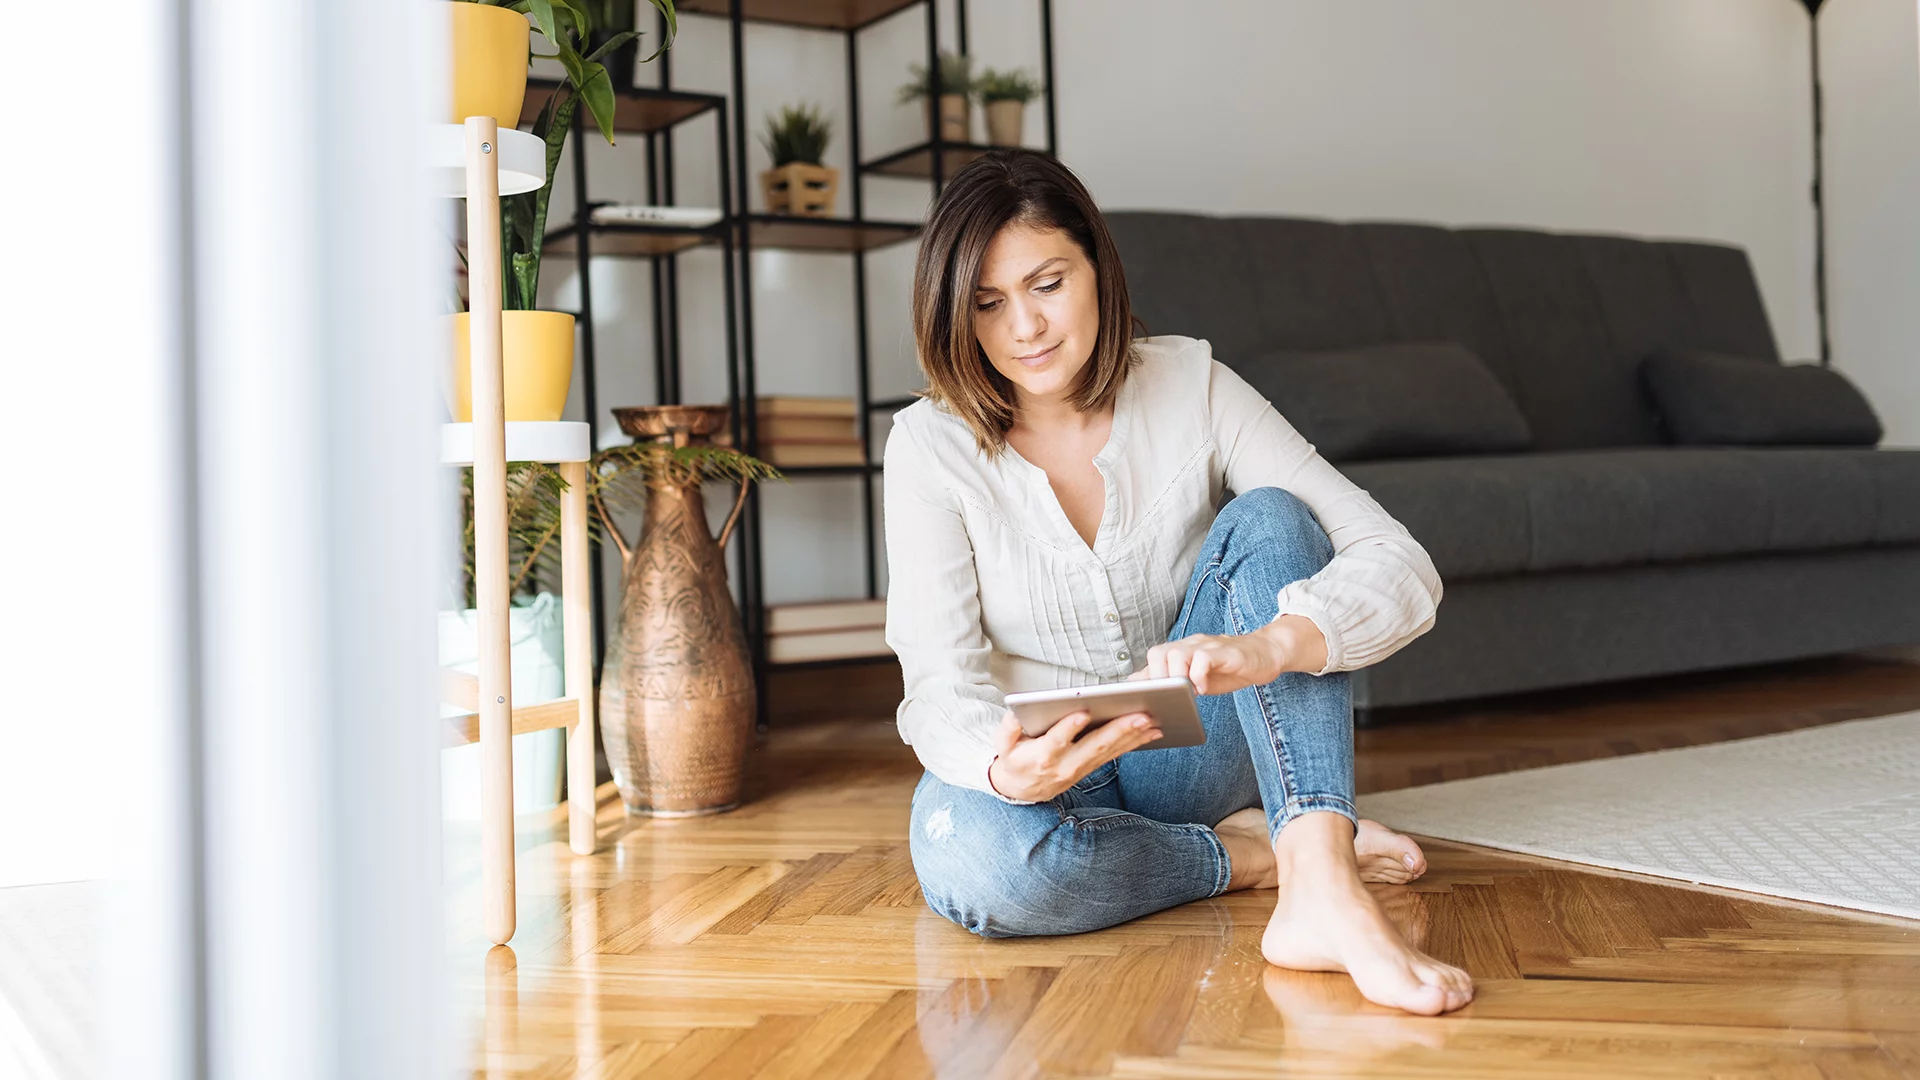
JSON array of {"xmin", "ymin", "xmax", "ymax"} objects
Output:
[{"xmin": 1002, "ymin": 676, "xmax": 1207, "ymax": 750}]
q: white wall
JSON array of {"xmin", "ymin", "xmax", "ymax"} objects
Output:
[
  {"xmin": 545, "ymin": 0, "xmax": 1824, "ymax": 607},
  {"xmin": 1059, "ymin": 0, "xmax": 1819, "ymax": 360},
  {"xmin": 1821, "ymin": 0, "xmax": 1920, "ymax": 446}
]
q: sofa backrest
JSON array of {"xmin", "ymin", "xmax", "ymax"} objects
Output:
[{"xmin": 1104, "ymin": 211, "xmax": 1780, "ymax": 451}]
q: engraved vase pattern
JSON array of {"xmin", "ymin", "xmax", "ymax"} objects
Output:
[{"xmin": 599, "ymin": 478, "xmax": 755, "ymax": 815}]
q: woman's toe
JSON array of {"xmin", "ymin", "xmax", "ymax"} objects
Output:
[
  {"xmin": 1417, "ymin": 961, "xmax": 1474, "ymax": 1005},
  {"xmin": 1396, "ymin": 980, "xmax": 1450, "ymax": 1016}
]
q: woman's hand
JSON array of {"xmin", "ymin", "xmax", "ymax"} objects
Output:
[
  {"xmin": 1128, "ymin": 614, "xmax": 1329, "ymax": 695},
  {"xmin": 987, "ymin": 709, "xmax": 1162, "ymax": 802}
]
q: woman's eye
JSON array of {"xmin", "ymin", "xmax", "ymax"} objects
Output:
[
  {"xmin": 975, "ymin": 299, "xmax": 1000, "ymax": 312},
  {"xmin": 1037, "ymin": 279, "xmax": 1062, "ymax": 293}
]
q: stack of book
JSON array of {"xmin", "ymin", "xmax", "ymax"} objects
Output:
[
  {"xmin": 714, "ymin": 396, "xmax": 866, "ymax": 467},
  {"xmin": 765, "ymin": 599, "xmax": 891, "ymax": 663}
]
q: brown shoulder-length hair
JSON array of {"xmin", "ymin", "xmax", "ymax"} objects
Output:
[{"xmin": 912, "ymin": 148, "xmax": 1142, "ymax": 455}]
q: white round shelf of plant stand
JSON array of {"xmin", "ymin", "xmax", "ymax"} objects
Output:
[
  {"xmin": 441, "ymin": 421, "xmax": 592, "ymax": 466},
  {"xmin": 428, "ymin": 123, "xmax": 547, "ymax": 198}
]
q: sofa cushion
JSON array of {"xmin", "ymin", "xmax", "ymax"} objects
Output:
[
  {"xmin": 1463, "ymin": 229, "xmax": 1669, "ymax": 450},
  {"xmin": 1662, "ymin": 242, "xmax": 1782, "ymax": 360},
  {"xmin": 1106, "ymin": 211, "xmax": 1785, "ymax": 455},
  {"xmin": 1642, "ymin": 350, "xmax": 1883, "ymax": 447},
  {"xmin": 1237, "ymin": 342, "xmax": 1532, "ymax": 463},
  {"xmin": 1344, "ymin": 448, "xmax": 1920, "ymax": 581}
]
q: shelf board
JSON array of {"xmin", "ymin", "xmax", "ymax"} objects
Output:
[
  {"xmin": 520, "ymin": 79, "xmax": 722, "ymax": 135},
  {"xmin": 768, "ymin": 462, "xmax": 881, "ymax": 478},
  {"xmin": 744, "ymin": 214, "xmax": 920, "ymax": 253},
  {"xmin": 544, "ymin": 214, "xmax": 920, "ymax": 257},
  {"xmin": 677, "ymin": 0, "xmax": 922, "ymax": 31},
  {"xmin": 863, "ymin": 141, "xmax": 1001, "ymax": 179},
  {"xmin": 765, "ymin": 651, "xmax": 898, "ymax": 671},
  {"xmin": 543, "ymin": 221, "xmax": 720, "ymax": 258}
]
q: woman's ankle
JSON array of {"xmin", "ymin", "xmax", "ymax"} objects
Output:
[
  {"xmin": 1272, "ymin": 810, "xmax": 1362, "ymax": 883},
  {"xmin": 1215, "ymin": 808, "xmax": 1277, "ymax": 891}
]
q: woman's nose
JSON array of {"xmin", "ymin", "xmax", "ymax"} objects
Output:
[{"xmin": 1010, "ymin": 299, "xmax": 1046, "ymax": 340}]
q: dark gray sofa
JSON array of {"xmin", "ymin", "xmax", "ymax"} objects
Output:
[{"xmin": 1104, "ymin": 211, "xmax": 1920, "ymax": 713}]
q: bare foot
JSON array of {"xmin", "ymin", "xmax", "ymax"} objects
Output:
[
  {"xmin": 1214, "ymin": 808, "xmax": 1277, "ymax": 890},
  {"xmin": 1261, "ymin": 813, "xmax": 1473, "ymax": 1015},
  {"xmin": 1355, "ymin": 819, "xmax": 1426, "ymax": 884}
]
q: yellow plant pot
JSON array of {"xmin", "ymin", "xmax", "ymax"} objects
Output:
[
  {"xmin": 447, "ymin": 311, "xmax": 576, "ymax": 422},
  {"xmin": 450, "ymin": 2, "xmax": 530, "ymax": 127}
]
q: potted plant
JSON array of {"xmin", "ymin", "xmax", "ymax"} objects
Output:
[
  {"xmin": 441, "ymin": 462, "xmax": 576, "ymax": 818},
  {"xmin": 446, "ymin": 0, "xmax": 676, "ymax": 422},
  {"xmin": 450, "ymin": 2, "xmax": 530, "ymax": 127},
  {"xmin": 758, "ymin": 104, "xmax": 837, "ymax": 217},
  {"xmin": 594, "ymin": 406, "xmax": 782, "ymax": 815},
  {"xmin": 897, "ymin": 51, "xmax": 975, "ymax": 144},
  {"xmin": 976, "ymin": 67, "xmax": 1043, "ymax": 148}
]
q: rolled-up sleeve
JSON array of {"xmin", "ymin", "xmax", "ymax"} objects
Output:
[
  {"xmin": 1206, "ymin": 356, "xmax": 1443, "ymax": 674},
  {"xmin": 881, "ymin": 417, "xmax": 1028, "ymax": 801}
]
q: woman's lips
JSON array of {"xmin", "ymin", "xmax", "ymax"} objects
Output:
[{"xmin": 1013, "ymin": 343, "xmax": 1058, "ymax": 367}]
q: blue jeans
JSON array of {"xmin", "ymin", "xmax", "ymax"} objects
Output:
[{"xmin": 909, "ymin": 487, "xmax": 1357, "ymax": 938}]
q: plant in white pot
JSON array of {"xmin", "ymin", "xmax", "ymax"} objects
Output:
[
  {"xmin": 759, "ymin": 104, "xmax": 837, "ymax": 217},
  {"xmin": 897, "ymin": 51, "xmax": 975, "ymax": 144},
  {"xmin": 446, "ymin": 0, "xmax": 676, "ymax": 422},
  {"xmin": 976, "ymin": 67, "xmax": 1043, "ymax": 147},
  {"xmin": 440, "ymin": 461, "xmax": 576, "ymax": 818}
]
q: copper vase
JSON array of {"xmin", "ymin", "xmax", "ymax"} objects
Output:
[{"xmin": 599, "ymin": 405, "xmax": 756, "ymax": 815}]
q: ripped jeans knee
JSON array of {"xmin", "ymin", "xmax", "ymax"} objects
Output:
[{"xmin": 906, "ymin": 769, "xmax": 1228, "ymax": 938}]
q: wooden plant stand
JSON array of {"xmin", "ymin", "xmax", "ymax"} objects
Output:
[{"xmin": 436, "ymin": 117, "xmax": 597, "ymax": 947}]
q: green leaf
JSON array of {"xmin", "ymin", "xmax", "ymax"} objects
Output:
[
  {"xmin": 523, "ymin": 0, "xmax": 563, "ymax": 49},
  {"xmin": 575, "ymin": 63, "xmax": 618, "ymax": 144},
  {"xmin": 556, "ymin": 47, "xmax": 589, "ymax": 90},
  {"xmin": 639, "ymin": 0, "xmax": 676, "ymax": 62},
  {"xmin": 550, "ymin": 0, "xmax": 596, "ymax": 39},
  {"xmin": 583, "ymin": 29, "xmax": 639, "ymax": 63}
]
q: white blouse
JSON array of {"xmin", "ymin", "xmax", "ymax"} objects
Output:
[{"xmin": 881, "ymin": 335, "xmax": 1442, "ymax": 801}]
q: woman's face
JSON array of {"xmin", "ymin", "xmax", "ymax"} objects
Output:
[{"xmin": 972, "ymin": 221, "xmax": 1100, "ymax": 410}]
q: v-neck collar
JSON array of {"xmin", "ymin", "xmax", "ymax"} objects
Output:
[{"xmin": 1003, "ymin": 371, "xmax": 1135, "ymax": 558}]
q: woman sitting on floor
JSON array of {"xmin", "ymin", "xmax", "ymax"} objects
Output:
[{"xmin": 883, "ymin": 148, "xmax": 1472, "ymax": 1015}]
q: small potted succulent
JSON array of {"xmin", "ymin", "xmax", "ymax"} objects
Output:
[
  {"xmin": 897, "ymin": 51, "xmax": 975, "ymax": 143},
  {"xmin": 758, "ymin": 104, "xmax": 838, "ymax": 217},
  {"xmin": 976, "ymin": 67, "xmax": 1043, "ymax": 148}
]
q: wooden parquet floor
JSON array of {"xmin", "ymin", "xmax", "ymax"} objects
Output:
[{"xmin": 449, "ymin": 653, "xmax": 1920, "ymax": 1079}]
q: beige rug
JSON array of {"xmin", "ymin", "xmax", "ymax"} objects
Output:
[{"xmin": 1357, "ymin": 712, "xmax": 1920, "ymax": 920}]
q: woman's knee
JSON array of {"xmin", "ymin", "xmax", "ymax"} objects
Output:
[
  {"xmin": 1212, "ymin": 487, "xmax": 1333, "ymax": 574},
  {"xmin": 909, "ymin": 786, "xmax": 1107, "ymax": 938},
  {"xmin": 911, "ymin": 798, "xmax": 1056, "ymax": 937}
]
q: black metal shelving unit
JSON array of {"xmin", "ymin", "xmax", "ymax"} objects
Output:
[
  {"xmin": 552, "ymin": 0, "xmax": 1058, "ymax": 726},
  {"xmin": 705, "ymin": 0, "xmax": 1060, "ymax": 729},
  {"xmin": 526, "ymin": 72, "xmax": 737, "ymax": 664}
]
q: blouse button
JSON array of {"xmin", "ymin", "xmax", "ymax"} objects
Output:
[
  {"xmin": 1104, "ymin": 612, "xmax": 1118, "ymax": 623},
  {"xmin": 1116, "ymin": 649, "xmax": 1130, "ymax": 661}
]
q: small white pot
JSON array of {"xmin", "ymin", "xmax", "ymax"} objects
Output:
[{"xmin": 438, "ymin": 592, "xmax": 566, "ymax": 819}]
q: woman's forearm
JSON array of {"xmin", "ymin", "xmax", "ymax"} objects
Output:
[{"xmin": 1258, "ymin": 614, "xmax": 1330, "ymax": 676}]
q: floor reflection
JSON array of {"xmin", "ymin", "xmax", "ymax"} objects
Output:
[{"xmin": 481, "ymin": 944, "xmax": 518, "ymax": 1080}]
